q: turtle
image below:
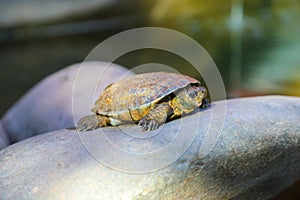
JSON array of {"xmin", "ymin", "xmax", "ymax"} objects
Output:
[{"xmin": 77, "ymin": 72, "xmax": 209, "ymax": 131}]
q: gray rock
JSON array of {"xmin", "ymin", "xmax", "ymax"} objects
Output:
[
  {"xmin": 0, "ymin": 96, "xmax": 299, "ymax": 200},
  {"xmin": 2, "ymin": 61, "xmax": 134, "ymax": 142},
  {"xmin": 0, "ymin": 121, "xmax": 9, "ymax": 150}
]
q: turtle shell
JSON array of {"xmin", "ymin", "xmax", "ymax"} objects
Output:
[{"xmin": 92, "ymin": 72, "xmax": 200, "ymax": 121}]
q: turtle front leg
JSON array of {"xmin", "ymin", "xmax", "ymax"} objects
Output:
[
  {"xmin": 138, "ymin": 103, "xmax": 173, "ymax": 131},
  {"xmin": 77, "ymin": 114, "xmax": 109, "ymax": 132},
  {"xmin": 200, "ymin": 98, "xmax": 211, "ymax": 110}
]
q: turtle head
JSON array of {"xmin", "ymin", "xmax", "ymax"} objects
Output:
[
  {"xmin": 170, "ymin": 84, "xmax": 208, "ymax": 115},
  {"xmin": 186, "ymin": 85, "xmax": 207, "ymax": 107}
]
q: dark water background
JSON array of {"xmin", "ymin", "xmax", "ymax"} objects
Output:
[{"xmin": 0, "ymin": 0, "xmax": 299, "ymax": 114}]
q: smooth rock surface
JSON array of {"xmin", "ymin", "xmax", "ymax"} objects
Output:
[
  {"xmin": 2, "ymin": 61, "xmax": 134, "ymax": 142},
  {"xmin": 0, "ymin": 96, "xmax": 299, "ymax": 200},
  {"xmin": 0, "ymin": 121, "xmax": 9, "ymax": 150}
]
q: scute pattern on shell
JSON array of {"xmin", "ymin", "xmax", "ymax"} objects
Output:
[{"xmin": 93, "ymin": 72, "xmax": 199, "ymax": 116}]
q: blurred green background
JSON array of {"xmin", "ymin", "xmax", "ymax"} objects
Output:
[
  {"xmin": 1, "ymin": 0, "xmax": 300, "ymax": 113},
  {"xmin": 0, "ymin": 0, "xmax": 300, "ymax": 198}
]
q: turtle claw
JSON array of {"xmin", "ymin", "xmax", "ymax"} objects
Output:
[
  {"xmin": 138, "ymin": 120, "xmax": 145, "ymax": 127},
  {"xmin": 78, "ymin": 123, "xmax": 88, "ymax": 132},
  {"xmin": 200, "ymin": 98, "xmax": 211, "ymax": 110},
  {"xmin": 77, "ymin": 115, "xmax": 100, "ymax": 132},
  {"xmin": 138, "ymin": 118, "xmax": 159, "ymax": 131},
  {"xmin": 148, "ymin": 120, "xmax": 159, "ymax": 131}
]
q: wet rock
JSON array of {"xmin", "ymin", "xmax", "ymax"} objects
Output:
[
  {"xmin": 0, "ymin": 121, "xmax": 9, "ymax": 150},
  {"xmin": 2, "ymin": 61, "xmax": 134, "ymax": 142},
  {"xmin": 0, "ymin": 96, "xmax": 299, "ymax": 199}
]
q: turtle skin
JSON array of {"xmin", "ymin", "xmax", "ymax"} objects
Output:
[{"xmin": 77, "ymin": 72, "xmax": 208, "ymax": 131}]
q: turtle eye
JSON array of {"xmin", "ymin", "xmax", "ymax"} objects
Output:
[{"xmin": 187, "ymin": 89, "xmax": 198, "ymax": 98}]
